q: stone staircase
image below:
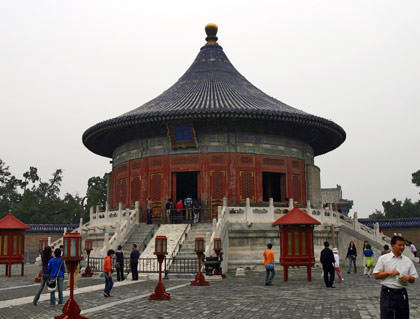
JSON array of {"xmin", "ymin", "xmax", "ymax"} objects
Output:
[
  {"xmin": 121, "ymin": 224, "xmax": 157, "ymax": 255},
  {"xmin": 175, "ymin": 223, "xmax": 213, "ymax": 258}
]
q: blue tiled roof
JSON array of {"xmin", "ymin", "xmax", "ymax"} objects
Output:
[
  {"xmin": 83, "ymin": 30, "xmax": 346, "ymax": 158},
  {"xmin": 359, "ymin": 218, "xmax": 420, "ymax": 228}
]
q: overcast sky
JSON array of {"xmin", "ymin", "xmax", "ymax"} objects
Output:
[{"xmin": 1, "ymin": 1, "xmax": 419, "ymax": 218}]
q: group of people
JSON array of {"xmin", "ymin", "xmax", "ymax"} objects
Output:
[
  {"xmin": 33, "ymin": 245, "xmax": 67, "ymax": 306},
  {"xmin": 320, "ymin": 236, "xmax": 418, "ymax": 318},
  {"xmin": 164, "ymin": 196, "xmax": 201, "ymax": 224},
  {"xmin": 103, "ymin": 243, "xmax": 140, "ymax": 297}
]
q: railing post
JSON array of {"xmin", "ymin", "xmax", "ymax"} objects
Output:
[
  {"xmin": 288, "ymin": 198, "xmax": 294, "ymax": 209},
  {"xmin": 135, "ymin": 201, "xmax": 140, "ymax": 224},
  {"xmin": 90, "ymin": 206, "xmax": 94, "ymax": 225}
]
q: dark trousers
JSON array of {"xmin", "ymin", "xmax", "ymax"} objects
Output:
[
  {"xmin": 380, "ymin": 287, "xmax": 409, "ymax": 319},
  {"xmin": 131, "ymin": 262, "xmax": 138, "ymax": 280},
  {"xmin": 104, "ymin": 272, "xmax": 113, "ymax": 294},
  {"xmin": 116, "ymin": 264, "xmax": 124, "ymax": 281},
  {"xmin": 322, "ymin": 264, "xmax": 335, "ymax": 287}
]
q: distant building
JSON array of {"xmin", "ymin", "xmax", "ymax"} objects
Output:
[{"xmin": 321, "ymin": 185, "xmax": 353, "ymax": 215}]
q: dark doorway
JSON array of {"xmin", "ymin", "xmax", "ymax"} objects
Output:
[
  {"xmin": 263, "ymin": 172, "xmax": 285, "ymax": 202},
  {"xmin": 174, "ymin": 172, "xmax": 198, "ymax": 201}
]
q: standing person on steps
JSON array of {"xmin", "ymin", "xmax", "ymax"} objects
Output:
[
  {"xmin": 263, "ymin": 243, "xmax": 275, "ymax": 286},
  {"xmin": 320, "ymin": 241, "xmax": 335, "ymax": 288},
  {"xmin": 130, "ymin": 244, "xmax": 140, "ymax": 280},
  {"xmin": 346, "ymin": 240, "xmax": 357, "ymax": 274},
  {"xmin": 374, "ymin": 235, "xmax": 418, "ymax": 319}
]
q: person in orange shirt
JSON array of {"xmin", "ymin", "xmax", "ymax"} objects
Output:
[
  {"xmin": 264, "ymin": 243, "xmax": 275, "ymax": 285},
  {"xmin": 103, "ymin": 249, "xmax": 114, "ymax": 297}
]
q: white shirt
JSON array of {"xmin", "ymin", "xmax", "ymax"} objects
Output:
[
  {"xmin": 373, "ymin": 252, "xmax": 418, "ymax": 289},
  {"xmin": 333, "ymin": 253, "xmax": 340, "ymax": 267}
]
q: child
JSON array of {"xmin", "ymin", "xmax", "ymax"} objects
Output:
[
  {"xmin": 104, "ymin": 249, "xmax": 114, "ymax": 297},
  {"xmin": 333, "ymin": 248, "xmax": 343, "ymax": 281},
  {"xmin": 363, "ymin": 244, "xmax": 374, "ymax": 277}
]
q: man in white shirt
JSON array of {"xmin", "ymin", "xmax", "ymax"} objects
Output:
[{"xmin": 374, "ymin": 236, "xmax": 418, "ymax": 319}]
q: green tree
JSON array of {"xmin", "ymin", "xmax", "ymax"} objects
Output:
[
  {"xmin": 412, "ymin": 169, "xmax": 420, "ymax": 192},
  {"xmin": 368, "ymin": 209, "xmax": 385, "ymax": 219},
  {"xmin": 84, "ymin": 174, "xmax": 108, "ymax": 220}
]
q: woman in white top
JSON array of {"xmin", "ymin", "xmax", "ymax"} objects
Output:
[{"xmin": 333, "ymin": 248, "xmax": 343, "ymax": 281}]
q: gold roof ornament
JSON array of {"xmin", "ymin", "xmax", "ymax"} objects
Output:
[{"xmin": 205, "ymin": 23, "xmax": 218, "ymax": 45}]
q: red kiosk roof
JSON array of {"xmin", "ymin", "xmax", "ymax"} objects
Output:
[
  {"xmin": 272, "ymin": 207, "xmax": 321, "ymax": 225},
  {"xmin": 0, "ymin": 213, "xmax": 30, "ymax": 230}
]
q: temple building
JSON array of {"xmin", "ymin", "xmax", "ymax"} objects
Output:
[{"xmin": 82, "ymin": 24, "xmax": 346, "ymax": 220}]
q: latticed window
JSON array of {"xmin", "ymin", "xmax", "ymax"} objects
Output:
[
  {"xmin": 240, "ymin": 170, "xmax": 255, "ymax": 201},
  {"xmin": 150, "ymin": 173, "xmax": 162, "ymax": 201},
  {"xmin": 131, "ymin": 176, "xmax": 141, "ymax": 205},
  {"xmin": 211, "ymin": 171, "xmax": 225, "ymax": 200}
]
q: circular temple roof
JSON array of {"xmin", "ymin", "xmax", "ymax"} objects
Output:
[{"xmin": 83, "ymin": 24, "xmax": 346, "ymax": 158}]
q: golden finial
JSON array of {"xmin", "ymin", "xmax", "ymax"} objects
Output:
[{"xmin": 205, "ymin": 23, "xmax": 218, "ymax": 45}]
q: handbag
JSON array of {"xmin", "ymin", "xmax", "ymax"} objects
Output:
[
  {"xmin": 47, "ymin": 260, "xmax": 63, "ymax": 292},
  {"xmin": 115, "ymin": 262, "xmax": 120, "ymax": 269}
]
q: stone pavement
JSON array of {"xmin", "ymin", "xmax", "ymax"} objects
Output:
[{"xmin": 1, "ymin": 263, "xmax": 420, "ymax": 319}]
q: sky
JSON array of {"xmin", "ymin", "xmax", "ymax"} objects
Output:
[{"xmin": 1, "ymin": 0, "xmax": 419, "ymax": 218}]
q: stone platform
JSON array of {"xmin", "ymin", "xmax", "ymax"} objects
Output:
[{"xmin": 1, "ymin": 263, "xmax": 420, "ymax": 319}]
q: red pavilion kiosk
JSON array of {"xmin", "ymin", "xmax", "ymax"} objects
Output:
[
  {"xmin": 272, "ymin": 207, "xmax": 320, "ymax": 282},
  {"xmin": 0, "ymin": 210, "xmax": 30, "ymax": 277}
]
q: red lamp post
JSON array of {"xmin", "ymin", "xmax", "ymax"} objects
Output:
[
  {"xmin": 55, "ymin": 232, "xmax": 88, "ymax": 319},
  {"xmin": 82, "ymin": 239, "xmax": 93, "ymax": 277},
  {"xmin": 191, "ymin": 237, "xmax": 209, "ymax": 286},
  {"xmin": 149, "ymin": 236, "xmax": 170, "ymax": 300},
  {"xmin": 34, "ymin": 238, "xmax": 48, "ymax": 283},
  {"xmin": 213, "ymin": 238, "xmax": 226, "ymax": 278}
]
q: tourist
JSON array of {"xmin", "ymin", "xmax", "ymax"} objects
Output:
[
  {"xmin": 193, "ymin": 198, "xmax": 200, "ymax": 224},
  {"xmin": 165, "ymin": 198, "xmax": 173, "ymax": 223},
  {"xmin": 115, "ymin": 245, "xmax": 125, "ymax": 281},
  {"xmin": 346, "ymin": 241, "xmax": 357, "ymax": 274},
  {"xmin": 374, "ymin": 235, "xmax": 418, "ymax": 319},
  {"xmin": 362, "ymin": 241, "xmax": 369, "ymax": 275},
  {"xmin": 176, "ymin": 199, "xmax": 183, "ymax": 223},
  {"xmin": 363, "ymin": 244, "xmax": 374, "ymax": 277},
  {"xmin": 146, "ymin": 198, "xmax": 152, "ymax": 224},
  {"xmin": 263, "ymin": 243, "xmax": 275, "ymax": 286},
  {"xmin": 48, "ymin": 248, "xmax": 66, "ymax": 305},
  {"xmin": 333, "ymin": 248, "xmax": 343, "ymax": 281},
  {"xmin": 103, "ymin": 249, "xmax": 114, "ymax": 297},
  {"xmin": 130, "ymin": 244, "xmax": 140, "ymax": 280},
  {"xmin": 381, "ymin": 244, "xmax": 391, "ymax": 255},
  {"xmin": 33, "ymin": 246, "xmax": 52, "ymax": 305},
  {"xmin": 320, "ymin": 241, "xmax": 335, "ymax": 288},
  {"xmin": 409, "ymin": 241, "xmax": 417, "ymax": 257},
  {"xmin": 184, "ymin": 195, "xmax": 193, "ymax": 223},
  {"xmin": 59, "ymin": 245, "xmax": 63, "ymax": 256}
]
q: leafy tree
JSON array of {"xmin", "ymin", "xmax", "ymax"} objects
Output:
[
  {"xmin": 368, "ymin": 209, "xmax": 385, "ymax": 219},
  {"xmin": 84, "ymin": 174, "xmax": 108, "ymax": 220},
  {"xmin": 412, "ymin": 169, "xmax": 420, "ymax": 192}
]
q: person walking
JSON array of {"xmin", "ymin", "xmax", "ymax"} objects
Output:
[
  {"xmin": 130, "ymin": 244, "xmax": 140, "ymax": 280},
  {"xmin": 33, "ymin": 246, "xmax": 52, "ymax": 305},
  {"xmin": 362, "ymin": 241, "xmax": 369, "ymax": 275},
  {"xmin": 364, "ymin": 244, "xmax": 374, "ymax": 277},
  {"xmin": 263, "ymin": 243, "xmax": 275, "ymax": 286},
  {"xmin": 103, "ymin": 249, "xmax": 114, "ymax": 297},
  {"xmin": 184, "ymin": 195, "xmax": 193, "ymax": 223},
  {"xmin": 146, "ymin": 198, "xmax": 153, "ymax": 224},
  {"xmin": 346, "ymin": 241, "xmax": 357, "ymax": 274},
  {"xmin": 320, "ymin": 241, "xmax": 335, "ymax": 288},
  {"xmin": 193, "ymin": 198, "xmax": 200, "ymax": 224},
  {"xmin": 115, "ymin": 245, "xmax": 125, "ymax": 281},
  {"xmin": 374, "ymin": 235, "xmax": 418, "ymax": 319},
  {"xmin": 165, "ymin": 198, "xmax": 173, "ymax": 223},
  {"xmin": 333, "ymin": 248, "xmax": 343, "ymax": 281},
  {"xmin": 176, "ymin": 199, "xmax": 183, "ymax": 223},
  {"xmin": 48, "ymin": 248, "xmax": 66, "ymax": 305}
]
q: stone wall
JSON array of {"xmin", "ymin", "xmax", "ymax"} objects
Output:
[
  {"xmin": 306, "ymin": 164, "xmax": 321, "ymax": 208},
  {"xmin": 25, "ymin": 233, "xmax": 62, "ymax": 263}
]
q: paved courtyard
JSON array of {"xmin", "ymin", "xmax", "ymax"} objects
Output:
[{"xmin": 1, "ymin": 263, "xmax": 420, "ymax": 319}]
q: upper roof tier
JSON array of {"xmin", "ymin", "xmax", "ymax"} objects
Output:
[{"xmin": 83, "ymin": 24, "xmax": 346, "ymax": 158}]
